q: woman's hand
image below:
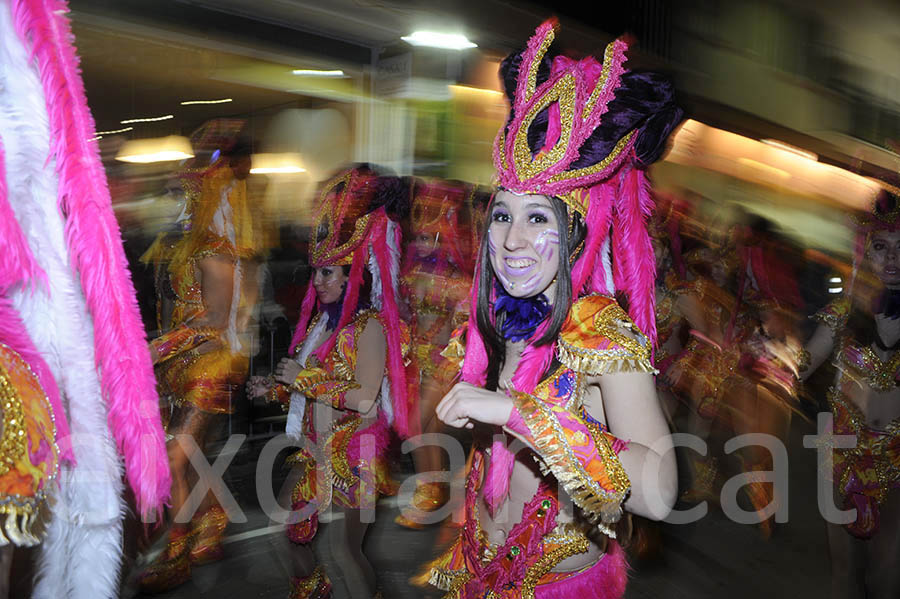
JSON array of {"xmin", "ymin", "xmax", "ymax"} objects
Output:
[
  {"xmin": 436, "ymin": 382, "xmax": 514, "ymax": 429},
  {"xmin": 246, "ymin": 375, "xmax": 274, "ymax": 399},
  {"xmin": 274, "ymin": 358, "xmax": 302, "ymax": 386}
]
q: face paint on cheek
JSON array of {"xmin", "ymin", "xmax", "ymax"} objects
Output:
[
  {"xmin": 534, "ymin": 229, "xmax": 560, "ymax": 262},
  {"xmin": 521, "ymin": 273, "xmax": 541, "ymax": 293},
  {"xmin": 488, "ymin": 228, "xmax": 498, "ymax": 256}
]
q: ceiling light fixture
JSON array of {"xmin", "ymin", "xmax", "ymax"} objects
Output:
[
  {"xmin": 291, "ymin": 69, "xmax": 345, "ymax": 77},
  {"xmin": 401, "ymin": 31, "xmax": 476, "ymax": 50},
  {"xmin": 120, "ymin": 114, "xmax": 174, "ymax": 124},
  {"xmin": 115, "ymin": 135, "xmax": 194, "ymax": 164},
  {"xmin": 760, "ymin": 139, "xmax": 818, "ymax": 161},
  {"xmin": 249, "ymin": 153, "xmax": 306, "ymax": 175},
  {"xmin": 180, "ymin": 98, "xmax": 233, "ymax": 105},
  {"xmin": 95, "ymin": 126, "xmax": 133, "ymax": 135}
]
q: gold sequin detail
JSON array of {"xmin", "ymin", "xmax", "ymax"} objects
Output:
[
  {"xmin": 513, "ymin": 73, "xmax": 578, "ymax": 182},
  {"xmin": 520, "ymin": 536, "xmax": 591, "ymax": 598},
  {"xmin": 525, "ymin": 24, "xmax": 558, "ymax": 103},
  {"xmin": 0, "ymin": 360, "xmax": 28, "ymax": 478},
  {"xmin": 546, "ymin": 130, "xmax": 636, "ymax": 186},
  {"xmin": 582, "ymin": 40, "xmax": 620, "ymax": 120},
  {"xmin": 310, "ymin": 170, "xmax": 373, "ymax": 267}
]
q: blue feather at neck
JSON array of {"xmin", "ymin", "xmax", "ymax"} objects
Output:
[{"xmin": 494, "ymin": 283, "xmax": 551, "ymax": 342}]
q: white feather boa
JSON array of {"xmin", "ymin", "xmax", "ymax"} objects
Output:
[{"xmin": 0, "ymin": 2, "xmax": 124, "ymax": 597}]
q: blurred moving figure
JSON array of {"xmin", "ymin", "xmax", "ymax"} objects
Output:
[
  {"xmin": 395, "ymin": 178, "xmax": 473, "ymax": 529},
  {"xmin": 248, "ymin": 165, "xmax": 411, "ymax": 599},
  {"xmin": 666, "ymin": 244, "xmax": 746, "ymax": 504},
  {"xmin": 802, "ymin": 190, "xmax": 900, "ymax": 599},
  {"xmin": 666, "ymin": 214, "xmax": 804, "ymax": 537},
  {"xmin": 139, "ymin": 141, "xmax": 263, "ymax": 593}
]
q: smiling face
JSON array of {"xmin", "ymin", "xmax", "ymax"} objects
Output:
[
  {"xmin": 487, "ymin": 190, "xmax": 560, "ymax": 299},
  {"xmin": 312, "ymin": 266, "xmax": 348, "ymax": 304},
  {"xmin": 868, "ymin": 231, "xmax": 900, "ymax": 288}
]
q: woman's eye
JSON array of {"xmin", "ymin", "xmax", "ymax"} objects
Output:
[
  {"xmin": 491, "ymin": 211, "xmax": 510, "ymax": 223},
  {"xmin": 321, "ymin": 268, "xmax": 333, "ymax": 276},
  {"xmin": 529, "ymin": 213, "xmax": 549, "ymax": 224},
  {"xmin": 874, "ymin": 243, "xmax": 886, "ymax": 251}
]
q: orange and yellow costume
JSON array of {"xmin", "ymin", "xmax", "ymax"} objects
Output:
[
  {"xmin": 419, "ymin": 295, "xmax": 650, "ymax": 598},
  {"xmin": 267, "ymin": 309, "xmax": 411, "ymax": 540},
  {"xmin": 0, "ymin": 344, "xmax": 59, "ymax": 547}
]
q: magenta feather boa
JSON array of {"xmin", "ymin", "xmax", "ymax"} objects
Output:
[{"xmin": 12, "ymin": 0, "xmax": 170, "ymax": 516}]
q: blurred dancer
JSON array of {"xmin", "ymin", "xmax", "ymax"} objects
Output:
[
  {"xmin": 731, "ymin": 217, "xmax": 804, "ymax": 536},
  {"xmin": 248, "ymin": 165, "xmax": 410, "ymax": 598},
  {"xmin": 139, "ymin": 141, "xmax": 263, "ymax": 592},
  {"xmin": 395, "ymin": 178, "xmax": 473, "ymax": 529},
  {"xmin": 666, "ymin": 245, "xmax": 745, "ymax": 504},
  {"xmin": 417, "ymin": 20, "xmax": 681, "ymax": 597},
  {"xmin": 802, "ymin": 190, "xmax": 900, "ymax": 598},
  {"xmin": 0, "ymin": 2, "xmax": 169, "ymax": 597}
]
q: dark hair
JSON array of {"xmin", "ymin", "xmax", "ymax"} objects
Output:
[
  {"xmin": 475, "ymin": 194, "xmax": 586, "ymax": 388},
  {"xmin": 225, "ymin": 138, "xmax": 253, "ymax": 160}
]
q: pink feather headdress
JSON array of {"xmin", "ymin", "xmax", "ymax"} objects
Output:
[
  {"xmin": 465, "ymin": 19, "xmax": 683, "ymax": 513},
  {"xmin": 12, "ymin": 0, "xmax": 170, "ymax": 517},
  {"xmin": 404, "ymin": 178, "xmax": 474, "ymax": 276},
  {"xmin": 289, "ymin": 166, "xmax": 411, "ymax": 438}
]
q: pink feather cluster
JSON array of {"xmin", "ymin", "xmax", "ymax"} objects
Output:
[{"xmin": 12, "ymin": 0, "xmax": 170, "ymax": 517}]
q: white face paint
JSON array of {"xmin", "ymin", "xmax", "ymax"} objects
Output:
[
  {"xmin": 313, "ymin": 266, "xmax": 348, "ymax": 304},
  {"xmin": 488, "ymin": 190, "xmax": 560, "ymax": 299}
]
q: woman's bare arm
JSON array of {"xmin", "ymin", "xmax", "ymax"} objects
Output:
[
  {"xmin": 589, "ymin": 371, "xmax": 677, "ymax": 521},
  {"xmin": 196, "ymin": 255, "xmax": 236, "ymax": 330},
  {"xmin": 341, "ymin": 318, "xmax": 387, "ymax": 417},
  {"xmin": 800, "ymin": 323, "xmax": 835, "ymax": 381}
]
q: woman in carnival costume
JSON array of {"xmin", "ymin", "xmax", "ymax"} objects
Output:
[
  {"xmin": 396, "ymin": 178, "xmax": 474, "ymax": 529},
  {"xmin": 248, "ymin": 164, "xmax": 411, "ymax": 598},
  {"xmin": 418, "ymin": 20, "xmax": 682, "ymax": 598},
  {"xmin": 802, "ymin": 190, "xmax": 900, "ymax": 598},
  {"xmin": 0, "ymin": 0, "xmax": 170, "ymax": 596},
  {"xmin": 138, "ymin": 140, "xmax": 263, "ymax": 592},
  {"xmin": 664, "ymin": 244, "xmax": 746, "ymax": 504}
]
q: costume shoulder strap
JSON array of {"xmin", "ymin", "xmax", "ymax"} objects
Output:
[
  {"xmin": 557, "ymin": 294, "xmax": 656, "ymax": 376},
  {"xmin": 812, "ymin": 296, "xmax": 851, "ymax": 335}
]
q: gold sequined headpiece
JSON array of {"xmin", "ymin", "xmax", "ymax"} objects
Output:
[
  {"xmin": 492, "ymin": 19, "xmax": 636, "ymax": 217},
  {"xmin": 310, "ymin": 168, "xmax": 378, "ymax": 267}
]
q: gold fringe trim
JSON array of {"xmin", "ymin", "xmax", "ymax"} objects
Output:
[
  {"xmin": 557, "ymin": 340, "xmax": 657, "ymax": 376},
  {"xmin": 0, "ymin": 501, "xmax": 43, "ymax": 547},
  {"xmin": 520, "ymin": 536, "xmax": 591, "ymax": 598},
  {"xmin": 511, "ymin": 392, "xmax": 630, "ymax": 526},
  {"xmin": 328, "ymin": 418, "xmax": 362, "ymax": 490}
]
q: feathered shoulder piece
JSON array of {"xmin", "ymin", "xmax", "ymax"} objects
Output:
[{"xmin": 557, "ymin": 294, "xmax": 656, "ymax": 376}]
